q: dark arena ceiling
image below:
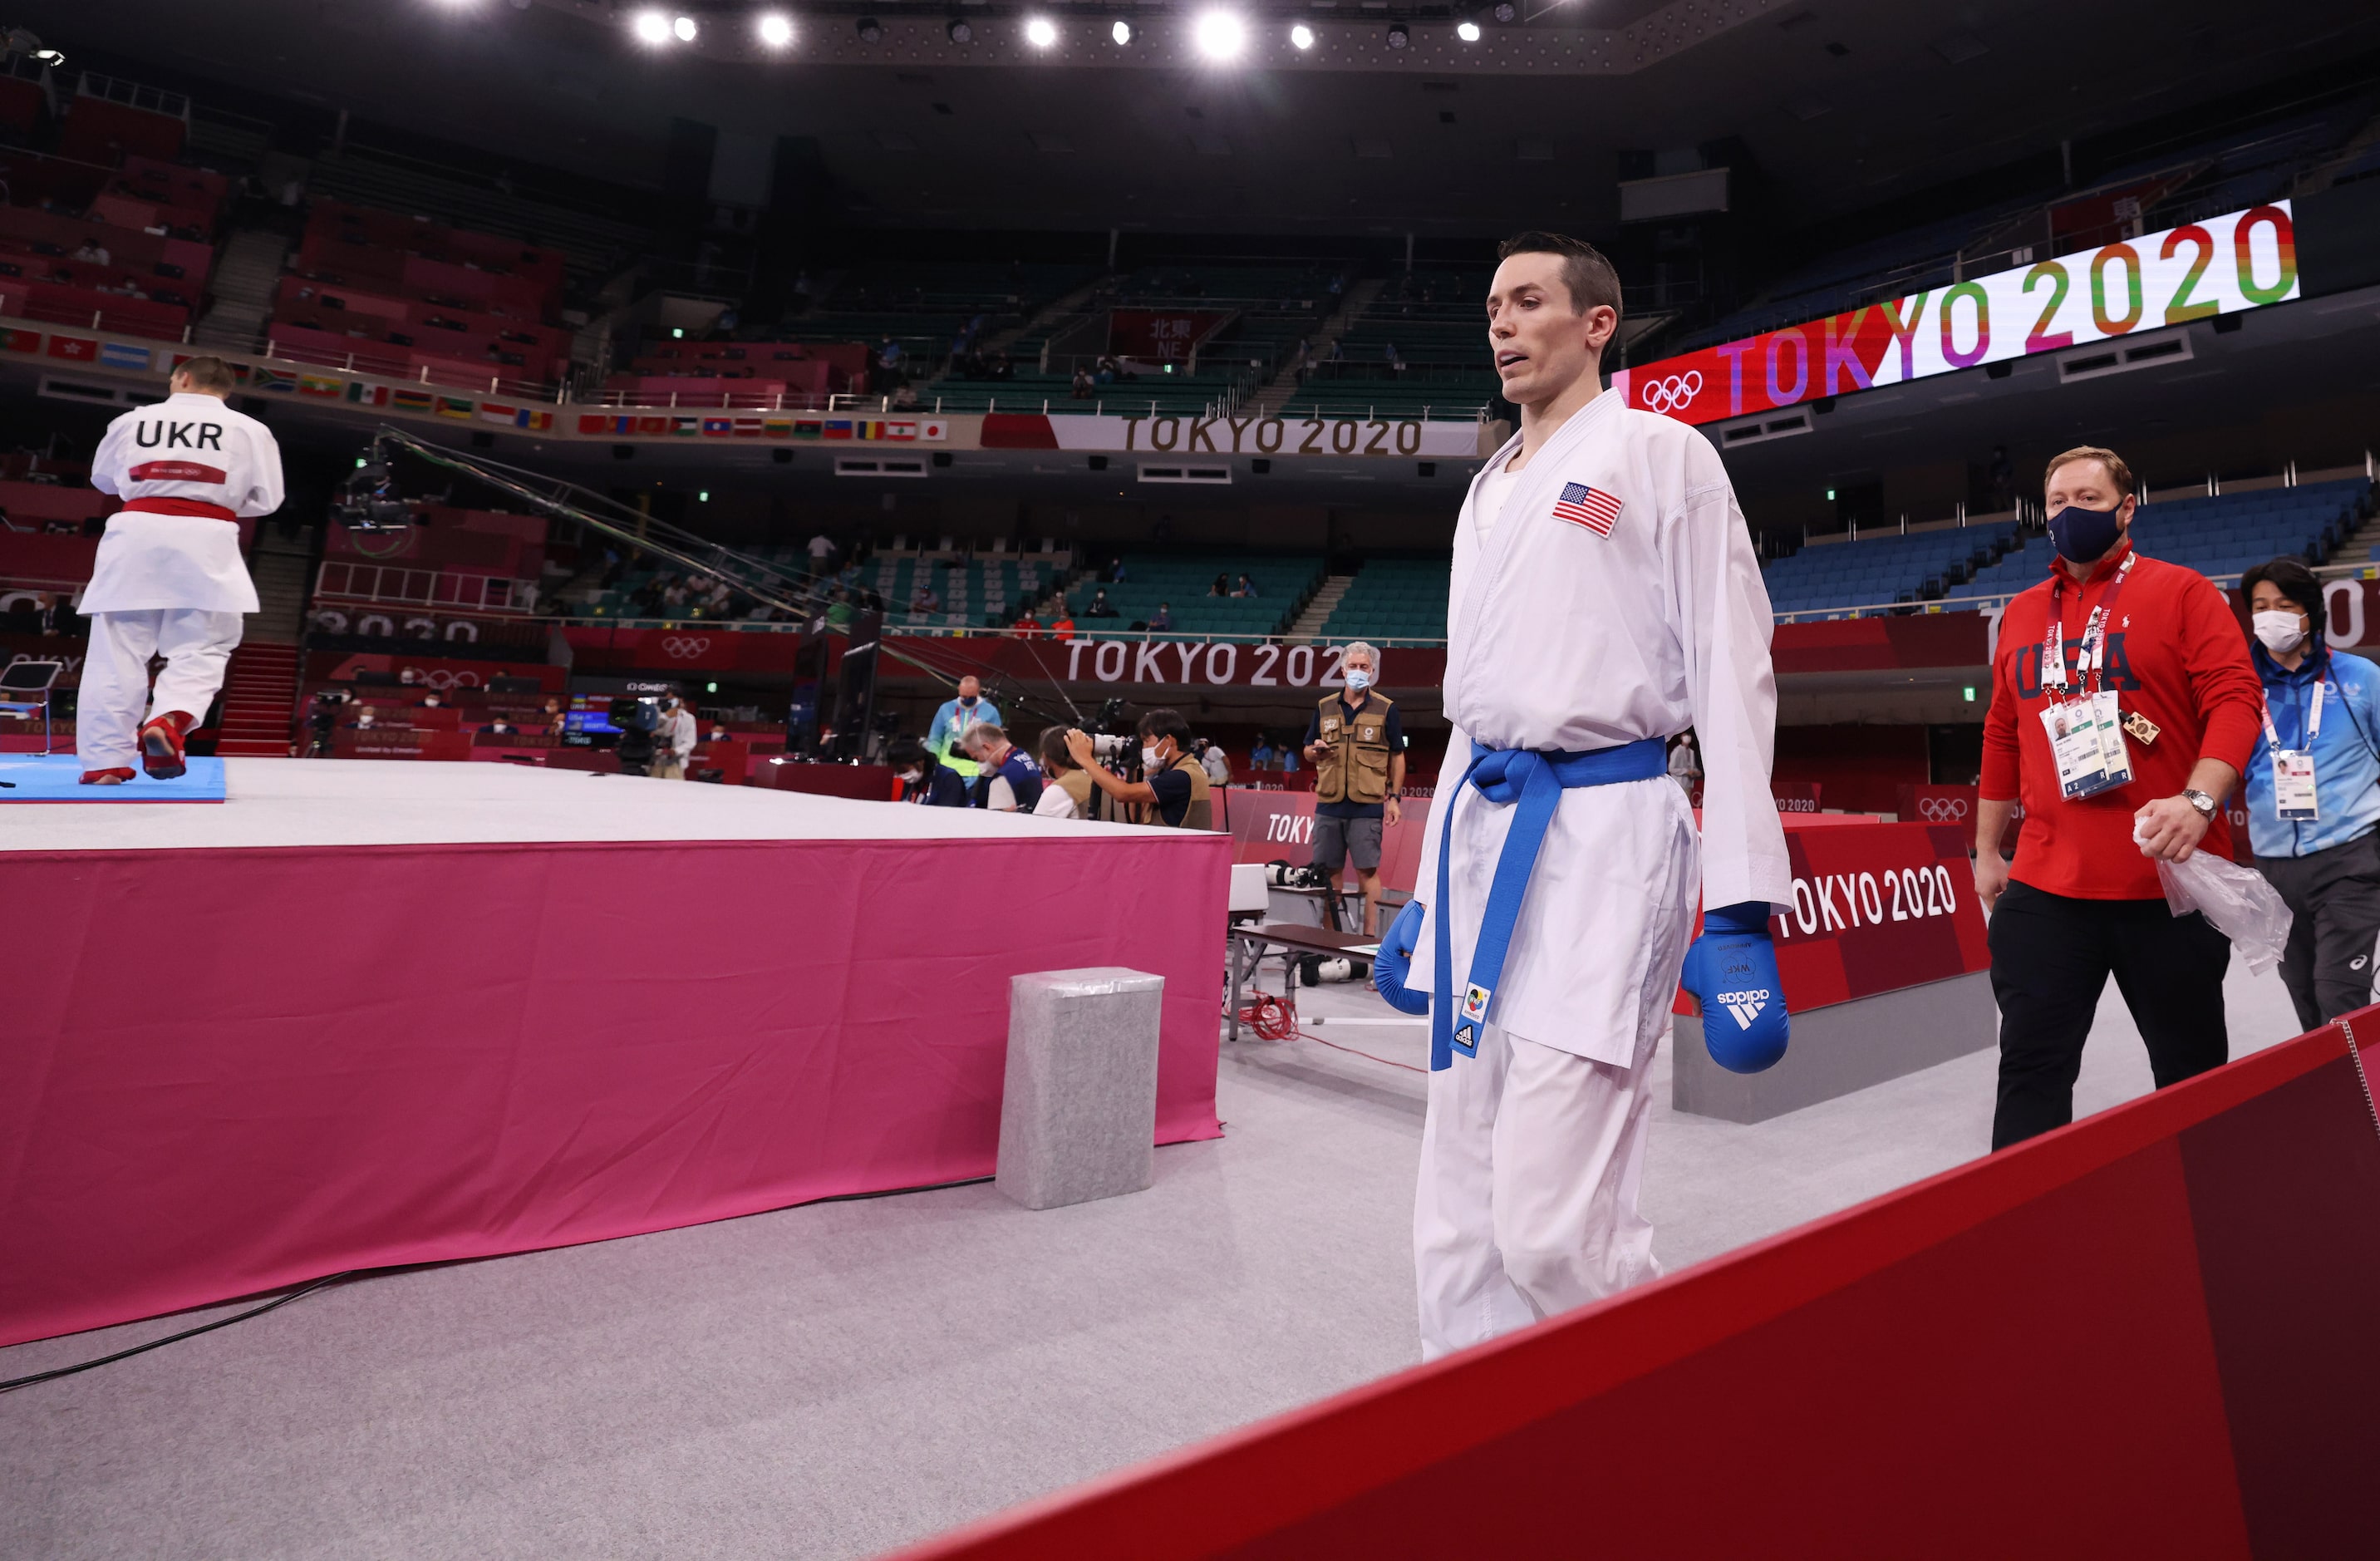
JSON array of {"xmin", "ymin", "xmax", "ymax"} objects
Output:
[{"xmin": 25, "ymin": 0, "xmax": 2380, "ymax": 236}]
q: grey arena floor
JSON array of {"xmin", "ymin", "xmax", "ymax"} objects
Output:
[{"xmin": 1, "ymin": 953, "xmax": 2307, "ymax": 1560}]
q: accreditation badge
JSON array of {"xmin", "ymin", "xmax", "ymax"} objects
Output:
[
  {"xmin": 2274, "ymin": 749, "xmax": 2319, "ymax": 820},
  {"xmin": 2043, "ymin": 698, "xmax": 2117, "ymax": 800},
  {"xmin": 2089, "ymin": 689, "xmax": 2135, "ymax": 790}
]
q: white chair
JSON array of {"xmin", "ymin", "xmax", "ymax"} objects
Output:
[{"xmin": 0, "ymin": 658, "xmax": 66, "ymax": 754}]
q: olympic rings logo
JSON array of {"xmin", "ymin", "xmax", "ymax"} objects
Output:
[
  {"xmin": 662, "ymin": 636, "xmax": 713, "ymax": 660},
  {"xmin": 1916, "ymin": 795, "xmax": 1971, "ymax": 821},
  {"xmin": 1640, "ymin": 371, "xmax": 1704, "ymax": 415},
  {"xmin": 401, "ymin": 667, "xmax": 481, "ymax": 691}
]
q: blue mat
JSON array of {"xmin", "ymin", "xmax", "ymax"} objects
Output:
[{"xmin": 0, "ymin": 754, "xmax": 228, "ymax": 802}]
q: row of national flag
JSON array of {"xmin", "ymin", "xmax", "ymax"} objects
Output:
[
  {"xmin": 569, "ymin": 412, "xmax": 948, "ymax": 442},
  {"xmin": 0, "ymin": 321, "xmax": 935, "ymax": 441}
]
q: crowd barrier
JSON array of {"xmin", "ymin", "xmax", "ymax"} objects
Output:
[{"xmin": 893, "ymin": 1009, "xmax": 2380, "ymax": 1559}]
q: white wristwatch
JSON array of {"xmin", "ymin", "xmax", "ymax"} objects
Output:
[{"xmin": 2181, "ymin": 789, "xmax": 2218, "ymax": 820}]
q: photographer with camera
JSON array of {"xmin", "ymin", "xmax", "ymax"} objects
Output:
[
  {"xmin": 1034, "ymin": 725, "xmax": 1100, "ymax": 820},
  {"xmin": 1065, "ymin": 709, "xmax": 1213, "ymax": 829}
]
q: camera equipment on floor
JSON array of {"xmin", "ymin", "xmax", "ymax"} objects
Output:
[
  {"xmin": 1299, "ymin": 955, "xmax": 1371, "ymax": 987},
  {"xmin": 1266, "ymin": 859, "xmax": 1334, "ymax": 890}
]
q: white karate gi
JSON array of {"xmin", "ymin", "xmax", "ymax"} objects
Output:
[
  {"xmin": 79, "ymin": 391, "xmax": 281, "ymax": 773},
  {"xmin": 1409, "ymin": 390, "xmax": 1790, "ymax": 1360}
]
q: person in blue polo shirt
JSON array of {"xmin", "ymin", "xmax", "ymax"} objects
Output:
[
  {"xmin": 2241, "ymin": 557, "xmax": 2380, "ymax": 1028},
  {"xmin": 962, "ymin": 722, "xmax": 1044, "ymax": 812}
]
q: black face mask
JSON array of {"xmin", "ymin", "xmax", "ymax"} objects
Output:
[
  {"xmin": 2048, "ymin": 502, "xmax": 2125, "ymax": 564},
  {"xmin": 959, "ymin": 695, "xmax": 977, "ymax": 707}
]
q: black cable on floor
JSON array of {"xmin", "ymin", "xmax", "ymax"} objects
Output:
[{"xmin": 0, "ymin": 1272, "xmax": 357, "ymax": 1395}]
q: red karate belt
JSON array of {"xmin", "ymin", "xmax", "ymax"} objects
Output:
[{"xmin": 120, "ymin": 497, "xmax": 238, "ymax": 520}]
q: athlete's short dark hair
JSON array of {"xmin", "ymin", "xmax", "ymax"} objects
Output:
[
  {"xmin": 173, "ymin": 355, "xmax": 237, "ymax": 392},
  {"xmin": 1495, "ymin": 231, "xmax": 1624, "ymax": 323}
]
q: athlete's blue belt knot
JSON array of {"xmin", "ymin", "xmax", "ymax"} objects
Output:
[{"xmin": 1431, "ymin": 736, "xmax": 1669, "ymax": 1071}]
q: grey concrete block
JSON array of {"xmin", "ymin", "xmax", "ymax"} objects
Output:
[
  {"xmin": 1673, "ymin": 969, "xmax": 1998, "ymax": 1124},
  {"xmin": 996, "ymin": 968, "xmax": 1165, "ymax": 1210}
]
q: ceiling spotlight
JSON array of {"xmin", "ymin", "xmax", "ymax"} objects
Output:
[
  {"xmin": 1024, "ymin": 16, "xmax": 1058, "ymax": 47},
  {"xmin": 1111, "ymin": 18, "xmax": 1132, "ymax": 44},
  {"xmin": 672, "ymin": 14, "xmax": 696, "ymax": 41},
  {"xmin": 756, "ymin": 12, "xmax": 794, "ymax": 47},
  {"xmin": 947, "ymin": 18, "xmax": 973, "ymax": 42},
  {"xmin": 1386, "ymin": 22, "xmax": 1409, "ymax": 47},
  {"xmin": 1193, "ymin": 11, "xmax": 1247, "ymax": 60},
  {"xmin": 1492, "ymin": 2, "xmax": 1516, "ymax": 20},
  {"xmin": 856, "ymin": 16, "xmax": 883, "ymax": 42},
  {"xmin": 631, "ymin": 8, "xmax": 671, "ymax": 44},
  {"xmin": 1290, "ymin": 22, "xmax": 1315, "ymax": 49},
  {"xmin": 1457, "ymin": 19, "xmax": 1482, "ymax": 41}
]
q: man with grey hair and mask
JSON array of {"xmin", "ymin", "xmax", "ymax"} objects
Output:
[{"xmin": 1303, "ymin": 640, "xmax": 1407, "ymax": 936}]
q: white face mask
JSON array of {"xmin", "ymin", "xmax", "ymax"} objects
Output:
[
  {"xmin": 1142, "ymin": 745, "xmax": 1162, "ymax": 771},
  {"xmin": 1344, "ymin": 666, "xmax": 1373, "ymax": 692},
  {"xmin": 2253, "ymin": 610, "xmax": 2307, "ymax": 654},
  {"xmin": 901, "ymin": 768, "xmax": 923, "ymax": 784}
]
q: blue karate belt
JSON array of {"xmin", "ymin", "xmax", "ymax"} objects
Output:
[{"xmin": 1433, "ymin": 736, "xmax": 1669, "ymax": 1071}]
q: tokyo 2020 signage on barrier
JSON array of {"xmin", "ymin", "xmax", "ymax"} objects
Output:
[
  {"xmin": 1765, "ymin": 821, "xmax": 1989, "ymax": 1011},
  {"xmin": 1612, "ymin": 202, "xmax": 2299, "ymax": 428}
]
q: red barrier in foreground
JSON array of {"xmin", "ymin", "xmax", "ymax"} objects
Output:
[{"xmin": 891, "ymin": 1015, "xmax": 2380, "ymax": 1559}]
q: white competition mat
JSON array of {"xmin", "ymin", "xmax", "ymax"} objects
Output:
[{"xmin": 0, "ymin": 758, "xmax": 1189, "ymax": 853}]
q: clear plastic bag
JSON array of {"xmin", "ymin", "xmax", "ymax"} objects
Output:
[{"xmin": 2134, "ymin": 821, "xmax": 2294, "ymax": 976}]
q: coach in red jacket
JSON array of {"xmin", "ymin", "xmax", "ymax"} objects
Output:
[{"xmin": 1974, "ymin": 445, "xmax": 2263, "ymax": 1150}]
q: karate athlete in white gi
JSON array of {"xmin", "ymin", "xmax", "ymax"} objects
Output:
[
  {"xmin": 1372, "ymin": 234, "xmax": 1794, "ymax": 1360},
  {"xmin": 79, "ymin": 357, "xmax": 282, "ymax": 783}
]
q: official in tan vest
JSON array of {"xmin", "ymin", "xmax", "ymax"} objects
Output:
[
  {"xmin": 1301, "ymin": 641, "xmax": 1407, "ymax": 935},
  {"xmin": 1065, "ymin": 708, "xmax": 1213, "ymax": 829}
]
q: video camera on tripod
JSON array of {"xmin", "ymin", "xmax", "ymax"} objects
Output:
[
  {"xmin": 330, "ymin": 444, "xmax": 413, "ymax": 533},
  {"xmin": 608, "ymin": 696, "xmax": 661, "ymax": 776}
]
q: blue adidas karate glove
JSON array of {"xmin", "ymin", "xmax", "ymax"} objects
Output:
[
  {"xmin": 1680, "ymin": 901, "xmax": 1790, "ymax": 1074},
  {"xmin": 1373, "ymin": 898, "xmax": 1431, "ymax": 1016}
]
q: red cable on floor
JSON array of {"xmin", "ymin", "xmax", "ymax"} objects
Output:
[
  {"xmin": 1295, "ymin": 1027, "xmax": 1428, "ymax": 1075},
  {"xmin": 1235, "ymin": 988, "xmax": 1428, "ymax": 1074},
  {"xmin": 1237, "ymin": 992, "xmax": 1301, "ymax": 1040}
]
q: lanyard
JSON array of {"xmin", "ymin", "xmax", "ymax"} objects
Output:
[
  {"xmin": 2261, "ymin": 669, "xmax": 2327, "ymax": 750},
  {"xmin": 2042, "ymin": 551, "xmax": 2137, "ymax": 699}
]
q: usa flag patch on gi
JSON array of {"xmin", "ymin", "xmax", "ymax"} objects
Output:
[{"xmin": 1551, "ymin": 481, "xmax": 1623, "ymax": 536}]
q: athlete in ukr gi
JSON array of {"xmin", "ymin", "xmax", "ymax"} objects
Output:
[{"xmin": 79, "ymin": 356, "xmax": 283, "ymax": 783}]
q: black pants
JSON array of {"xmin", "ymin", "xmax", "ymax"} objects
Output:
[
  {"xmin": 1987, "ymin": 881, "xmax": 2230, "ymax": 1150},
  {"xmin": 2255, "ymin": 829, "xmax": 2380, "ymax": 1032}
]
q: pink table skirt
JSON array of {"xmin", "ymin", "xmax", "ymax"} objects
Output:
[{"xmin": 1, "ymin": 834, "xmax": 1229, "ymax": 1345}]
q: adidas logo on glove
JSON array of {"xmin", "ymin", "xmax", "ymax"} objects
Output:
[
  {"xmin": 1714, "ymin": 988, "xmax": 1770, "ymax": 1031},
  {"xmin": 1681, "ymin": 903, "xmax": 1791, "ymax": 1075}
]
